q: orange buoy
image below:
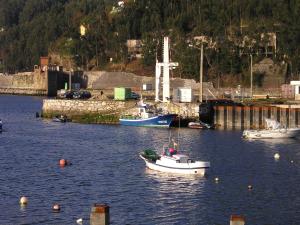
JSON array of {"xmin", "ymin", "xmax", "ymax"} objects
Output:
[
  {"xmin": 59, "ymin": 159, "xmax": 67, "ymax": 167},
  {"xmin": 52, "ymin": 204, "xmax": 61, "ymax": 212}
]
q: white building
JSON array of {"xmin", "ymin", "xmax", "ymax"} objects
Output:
[{"xmin": 290, "ymin": 81, "xmax": 300, "ymax": 100}]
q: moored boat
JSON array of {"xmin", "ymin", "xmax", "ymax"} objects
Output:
[
  {"xmin": 188, "ymin": 121, "xmax": 213, "ymax": 129},
  {"xmin": 52, "ymin": 115, "xmax": 67, "ymax": 123},
  {"xmin": 243, "ymin": 118, "xmax": 300, "ymax": 139},
  {"xmin": 140, "ymin": 145, "xmax": 210, "ymax": 175},
  {"xmin": 119, "ymin": 101, "xmax": 177, "ymax": 127}
]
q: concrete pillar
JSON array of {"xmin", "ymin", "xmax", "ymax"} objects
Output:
[
  {"xmin": 259, "ymin": 107, "xmax": 263, "ymax": 129},
  {"xmin": 216, "ymin": 106, "xmax": 225, "ymax": 129},
  {"xmin": 262, "ymin": 107, "xmax": 270, "ymax": 128},
  {"xmin": 295, "ymin": 108, "xmax": 300, "ymax": 127},
  {"xmin": 223, "ymin": 106, "xmax": 227, "ymax": 130},
  {"xmin": 270, "ymin": 107, "xmax": 277, "ymax": 121},
  {"xmin": 253, "ymin": 106, "xmax": 260, "ymax": 129},
  {"xmin": 236, "ymin": 106, "xmax": 242, "ymax": 129},
  {"xmin": 280, "ymin": 108, "xmax": 288, "ymax": 128},
  {"xmin": 276, "ymin": 107, "xmax": 281, "ymax": 123},
  {"xmin": 243, "ymin": 106, "xmax": 251, "ymax": 129},
  {"xmin": 230, "ymin": 215, "xmax": 245, "ymax": 225},
  {"xmin": 290, "ymin": 108, "xmax": 296, "ymax": 128},
  {"xmin": 214, "ymin": 106, "xmax": 218, "ymax": 126},
  {"xmin": 90, "ymin": 204, "xmax": 109, "ymax": 225},
  {"xmin": 227, "ymin": 106, "xmax": 233, "ymax": 130}
]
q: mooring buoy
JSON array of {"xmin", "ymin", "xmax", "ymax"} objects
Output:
[
  {"xmin": 19, "ymin": 196, "xmax": 28, "ymax": 205},
  {"xmin": 274, "ymin": 153, "xmax": 280, "ymax": 160},
  {"xmin": 52, "ymin": 204, "xmax": 61, "ymax": 212}
]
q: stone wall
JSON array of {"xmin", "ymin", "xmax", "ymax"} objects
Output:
[
  {"xmin": 0, "ymin": 74, "xmax": 13, "ymax": 87},
  {"xmin": 42, "ymin": 99, "xmax": 199, "ymax": 118},
  {"xmin": 42, "ymin": 99, "xmax": 132, "ymax": 116},
  {"xmin": 0, "ymin": 70, "xmax": 47, "ymax": 90},
  {"xmin": 0, "ymin": 88, "xmax": 46, "ymax": 95}
]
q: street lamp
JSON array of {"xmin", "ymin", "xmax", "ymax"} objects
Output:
[{"xmin": 189, "ymin": 43, "xmax": 204, "ymax": 102}]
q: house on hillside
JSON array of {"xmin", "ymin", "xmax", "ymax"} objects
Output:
[
  {"xmin": 127, "ymin": 39, "xmax": 142, "ymax": 59},
  {"xmin": 193, "ymin": 36, "xmax": 217, "ymax": 49}
]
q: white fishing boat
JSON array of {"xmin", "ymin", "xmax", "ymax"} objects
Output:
[
  {"xmin": 139, "ymin": 145, "xmax": 210, "ymax": 175},
  {"xmin": 243, "ymin": 118, "xmax": 300, "ymax": 139}
]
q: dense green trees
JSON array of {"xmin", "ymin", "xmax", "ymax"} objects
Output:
[{"xmin": 1, "ymin": 0, "xmax": 300, "ymax": 83}]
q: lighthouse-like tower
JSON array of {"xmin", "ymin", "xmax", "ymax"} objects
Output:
[{"xmin": 155, "ymin": 37, "xmax": 178, "ymax": 102}]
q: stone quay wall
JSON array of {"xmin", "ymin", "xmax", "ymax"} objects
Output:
[
  {"xmin": 42, "ymin": 99, "xmax": 132, "ymax": 116},
  {"xmin": 0, "ymin": 88, "xmax": 47, "ymax": 95},
  {"xmin": 42, "ymin": 99, "xmax": 200, "ymax": 118}
]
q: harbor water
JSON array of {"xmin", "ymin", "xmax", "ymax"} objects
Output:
[{"xmin": 0, "ymin": 95, "xmax": 299, "ymax": 225}]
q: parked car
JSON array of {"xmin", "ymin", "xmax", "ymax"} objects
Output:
[
  {"xmin": 61, "ymin": 90, "xmax": 75, "ymax": 99},
  {"xmin": 130, "ymin": 92, "xmax": 140, "ymax": 100},
  {"xmin": 73, "ymin": 90, "xmax": 91, "ymax": 99}
]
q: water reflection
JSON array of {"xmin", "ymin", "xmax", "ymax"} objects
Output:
[
  {"xmin": 143, "ymin": 168, "xmax": 207, "ymax": 224},
  {"xmin": 256, "ymin": 138, "xmax": 299, "ymax": 146}
]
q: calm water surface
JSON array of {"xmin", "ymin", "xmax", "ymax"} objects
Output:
[{"xmin": 0, "ymin": 95, "xmax": 299, "ymax": 225}]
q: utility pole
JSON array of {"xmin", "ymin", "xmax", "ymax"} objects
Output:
[
  {"xmin": 200, "ymin": 42, "xmax": 204, "ymax": 102},
  {"xmin": 250, "ymin": 54, "xmax": 253, "ymax": 98},
  {"xmin": 69, "ymin": 69, "xmax": 72, "ymax": 91},
  {"xmin": 190, "ymin": 42, "xmax": 204, "ymax": 102}
]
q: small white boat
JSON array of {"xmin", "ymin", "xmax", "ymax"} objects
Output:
[
  {"xmin": 140, "ymin": 146, "xmax": 210, "ymax": 176},
  {"xmin": 188, "ymin": 121, "xmax": 213, "ymax": 129},
  {"xmin": 243, "ymin": 118, "xmax": 300, "ymax": 139}
]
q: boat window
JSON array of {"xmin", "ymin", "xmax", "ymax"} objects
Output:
[
  {"xmin": 176, "ymin": 160, "xmax": 180, "ymax": 163},
  {"xmin": 188, "ymin": 159, "xmax": 195, "ymax": 163}
]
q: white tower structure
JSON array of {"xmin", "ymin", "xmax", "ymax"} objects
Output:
[{"xmin": 155, "ymin": 37, "xmax": 178, "ymax": 102}]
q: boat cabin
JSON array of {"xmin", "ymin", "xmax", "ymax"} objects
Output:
[
  {"xmin": 137, "ymin": 106, "xmax": 154, "ymax": 119},
  {"xmin": 172, "ymin": 154, "xmax": 194, "ymax": 163}
]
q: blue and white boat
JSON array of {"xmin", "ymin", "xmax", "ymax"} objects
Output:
[{"xmin": 119, "ymin": 102, "xmax": 177, "ymax": 127}]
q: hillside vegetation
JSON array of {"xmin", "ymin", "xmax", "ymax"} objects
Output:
[{"xmin": 1, "ymin": 0, "xmax": 300, "ymax": 86}]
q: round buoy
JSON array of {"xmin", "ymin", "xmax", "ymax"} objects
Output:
[
  {"xmin": 19, "ymin": 196, "xmax": 28, "ymax": 205},
  {"xmin": 214, "ymin": 177, "xmax": 219, "ymax": 183},
  {"xmin": 59, "ymin": 159, "xmax": 67, "ymax": 167},
  {"xmin": 52, "ymin": 204, "xmax": 61, "ymax": 212},
  {"xmin": 274, "ymin": 153, "xmax": 280, "ymax": 160},
  {"xmin": 248, "ymin": 185, "xmax": 253, "ymax": 190}
]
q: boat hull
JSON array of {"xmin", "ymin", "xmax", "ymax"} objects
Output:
[
  {"xmin": 120, "ymin": 114, "xmax": 177, "ymax": 127},
  {"xmin": 243, "ymin": 128, "xmax": 300, "ymax": 139},
  {"xmin": 140, "ymin": 155, "xmax": 209, "ymax": 175}
]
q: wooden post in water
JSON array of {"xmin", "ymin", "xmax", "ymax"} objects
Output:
[
  {"xmin": 90, "ymin": 204, "xmax": 110, "ymax": 225},
  {"xmin": 230, "ymin": 215, "xmax": 245, "ymax": 225}
]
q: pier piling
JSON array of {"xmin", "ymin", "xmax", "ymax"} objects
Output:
[
  {"xmin": 213, "ymin": 105, "xmax": 300, "ymax": 130},
  {"xmin": 90, "ymin": 204, "xmax": 109, "ymax": 225}
]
